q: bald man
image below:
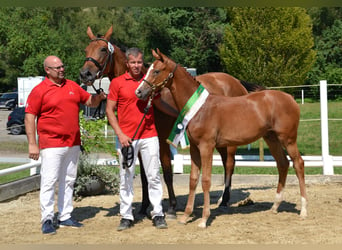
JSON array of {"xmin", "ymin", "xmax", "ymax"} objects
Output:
[{"xmin": 25, "ymin": 55, "xmax": 106, "ymax": 235}]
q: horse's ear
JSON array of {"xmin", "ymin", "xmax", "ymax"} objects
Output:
[
  {"xmin": 153, "ymin": 48, "xmax": 164, "ymax": 62},
  {"xmin": 156, "ymin": 48, "xmax": 162, "ymax": 56},
  {"xmin": 87, "ymin": 26, "xmax": 96, "ymax": 40},
  {"xmin": 104, "ymin": 26, "xmax": 113, "ymax": 41},
  {"xmin": 152, "ymin": 49, "xmax": 161, "ymax": 61}
]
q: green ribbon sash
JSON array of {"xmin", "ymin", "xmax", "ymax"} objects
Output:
[{"xmin": 167, "ymin": 84, "xmax": 209, "ymax": 149}]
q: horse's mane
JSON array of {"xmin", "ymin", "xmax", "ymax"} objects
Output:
[{"xmin": 240, "ymin": 80, "xmax": 266, "ymax": 92}]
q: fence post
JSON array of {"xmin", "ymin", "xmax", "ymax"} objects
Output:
[
  {"xmin": 320, "ymin": 80, "xmax": 334, "ymax": 175},
  {"xmin": 173, "ymin": 154, "xmax": 184, "ymax": 174},
  {"xmin": 29, "ymin": 158, "xmax": 41, "ymax": 176}
]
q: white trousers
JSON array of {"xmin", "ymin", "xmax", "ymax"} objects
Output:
[
  {"xmin": 40, "ymin": 146, "xmax": 80, "ymax": 223},
  {"xmin": 117, "ymin": 136, "xmax": 164, "ymax": 220}
]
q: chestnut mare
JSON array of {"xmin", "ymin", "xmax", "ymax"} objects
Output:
[
  {"xmin": 79, "ymin": 26, "xmax": 263, "ymax": 217},
  {"xmin": 135, "ymin": 49, "xmax": 307, "ymax": 228}
]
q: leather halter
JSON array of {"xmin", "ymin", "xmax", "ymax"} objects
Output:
[
  {"xmin": 84, "ymin": 38, "xmax": 114, "ymax": 79},
  {"xmin": 143, "ymin": 64, "xmax": 178, "ymax": 93}
]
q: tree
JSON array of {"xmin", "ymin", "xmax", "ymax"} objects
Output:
[
  {"xmin": 219, "ymin": 7, "xmax": 316, "ymax": 87},
  {"xmin": 306, "ymin": 8, "xmax": 342, "ymax": 99},
  {"xmin": 308, "ymin": 7, "xmax": 342, "ymax": 37},
  {"xmin": 0, "ymin": 7, "xmax": 86, "ymax": 92},
  {"xmin": 136, "ymin": 7, "xmax": 229, "ymax": 73}
]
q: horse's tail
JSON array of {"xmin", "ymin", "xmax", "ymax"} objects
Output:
[{"xmin": 240, "ymin": 80, "xmax": 266, "ymax": 93}]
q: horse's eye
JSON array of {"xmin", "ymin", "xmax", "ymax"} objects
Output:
[
  {"xmin": 154, "ymin": 70, "xmax": 160, "ymax": 75},
  {"xmin": 101, "ymin": 47, "xmax": 107, "ymax": 53}
]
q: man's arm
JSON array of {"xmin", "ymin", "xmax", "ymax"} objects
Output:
[
  {"xmin": 24, "ymin": 113, "xmax": 40, "ymax": 160},
  {"xmin": 85, "ymin": 92, "xmax": 107, "ymax": 107}
]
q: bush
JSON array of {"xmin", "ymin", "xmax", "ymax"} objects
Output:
[
  {"xmin": 74, "ymin": 111, "xmax": 119, "ymax": 200},
  {"xmin": 79, "ymin": 111, "xmax": 114, "ymax": 155},
  {"xmin": 74, "ymin": 153, "xmax": 120, "ymax": 201}
]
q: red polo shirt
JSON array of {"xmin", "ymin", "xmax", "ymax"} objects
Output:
[
  {"xmin": 25, "ymin": 77, "xmax": 91, "ymax": 149},
  {"xmin": 107, "ymin": 72, "xmax": 158, "ymax": 139}
]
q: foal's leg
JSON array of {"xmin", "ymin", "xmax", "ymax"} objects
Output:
[
  {"xmin": 199, "ymin": 147, "xmax": 214, "ymax": 228},
  {"xmin": 179, "ymin": 146, "xmax": 201, "ymax": 225},
  {"xmin": 286, "ymin": 142, "xmax": 307, "ymax": 218},
  {"xmin": 263, "ymin": 135, "xmax": 289, "ymax": 214},
  {"xmin": 216, "ymin": 146, "xmax": 236, "ymax": 208}
]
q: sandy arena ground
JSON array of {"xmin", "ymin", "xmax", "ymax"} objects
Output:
[
  {"xmin": 1, "ymin": 180, "xmax": 342, "ymax": 245},
  {"xmin": 1, "ymin": 109, "xmax": 342, "ymax": 247}
]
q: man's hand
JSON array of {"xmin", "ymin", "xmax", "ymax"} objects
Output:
[{"xmin": 28, "ymin": 143, "xmax": 40, "ymax": 161}]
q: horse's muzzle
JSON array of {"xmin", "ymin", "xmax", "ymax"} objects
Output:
[{"xmin": 79, "ymin": 69, "xmax": 96, "ymax": 85}]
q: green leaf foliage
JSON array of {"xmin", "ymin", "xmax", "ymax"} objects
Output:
[
  {"xmin": 79, "ymin": 111, "xmax": 115, "ymax": 155},
  {"xmin": 219, "ymin": 7, "xmax": 316, "ymax": 88}
]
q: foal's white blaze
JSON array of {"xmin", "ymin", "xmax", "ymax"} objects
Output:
[{"xmin": 136, "ymin": 64, "xmax": 154, "ymax": 95}]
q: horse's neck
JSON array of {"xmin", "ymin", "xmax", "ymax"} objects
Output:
[
  {"xmin": 108, "ymin": 45, "xmax": 128, "ymax": 81},
  {"xmin": 169, "ymin": 66, "xmax": 200, "ymax": 111}
]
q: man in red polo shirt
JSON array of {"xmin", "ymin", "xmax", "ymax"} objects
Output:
[
  {"xmin": 25, "ymin": 55, "xmax": 106, "ymax": 235},
  {"xmin": 106, "ymin": 47, "xmax": 176, "ymax": 231}
]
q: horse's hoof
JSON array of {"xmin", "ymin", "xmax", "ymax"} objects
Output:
[
  {"xmin": 300, "ymin": 210, "xmax": 308, "ymax": 219},
  {"xmin": 138, "ymin": 208, "xmax": 148, "ymax": 216},
  {"xmin": 178, "ymin": 215, "xmax": 188, "ymax": 225},
  {"xmin": 135, "ymin": 212, "xmax": 148, "ymax": 221},
  {"xmin": 178, "ymin": 221, "xmax": 186, "ymax": 225},
  {"xmin": 218, "ymin": 205, "xmax": 229, "ymax": 213},
  {"xmin": 270, "ymin": 206, "xmax": 278, "ymax": 214},
  {"xmin": 198, "ymin": 221, "xmax": 207, "ymax": 228}
]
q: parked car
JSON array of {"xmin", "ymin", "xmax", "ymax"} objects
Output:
[
  {"xmin": 7, "ymin": 107, "xmax": 25, "ymax": 135},
  {"xmin": 0, "ymin": 92, "xmax": 18, "ymax": 110}
]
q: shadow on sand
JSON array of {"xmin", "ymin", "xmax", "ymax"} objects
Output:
[{"xmin": 71, "ymin": 185, "xmax": 299, "ymax": 227}]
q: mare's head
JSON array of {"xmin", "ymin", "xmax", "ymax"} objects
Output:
[
  {"xmin": 79, "ymin": 26, "xmax": 115, "ymax": 85},
  {"xmin": 136, "ymin": 48, "xmax": 177, "ymax": 101}
]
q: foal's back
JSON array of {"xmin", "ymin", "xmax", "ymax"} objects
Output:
[{"xmin": 187, "ymin": 90, "xmax": 300, "ymax": 147}]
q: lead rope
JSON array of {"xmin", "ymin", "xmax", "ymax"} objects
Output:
[
  {"xmin": 91, "ymin": 77, "xmax": 106, "ymax": 119},
  {"xmin": 122, "ymin": 93, "xmax": 154, "ymax": 169}
]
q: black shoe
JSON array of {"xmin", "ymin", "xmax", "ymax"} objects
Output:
[
  {"xmin": 153, "ymin": 216, "xmax": 168, "ymax": 229},
  {"xmin": 117, "ymin": 218, "xmax": 134, "ymax": 231},
  {"xmin": 42, "ymin": 219, "xmax": 56, "ymax": 235}
]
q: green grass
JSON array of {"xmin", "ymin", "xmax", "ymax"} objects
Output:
[
  {"xmin": 111, "ymin": 165, "xmax": 342, "ymax": 175},
  {"xmin": 297, "ymin": 101, "xmax": 342, "ymax": 156},
  {"xmin": 0, "ymin": 163, "xmax": 30, "ymax": 184}
]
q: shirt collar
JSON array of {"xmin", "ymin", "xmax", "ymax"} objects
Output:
[
  {"xmin": 45, "ymin": 76, "xmax": 66, "ymax": 87},
  {"xmin": 123, "ymin": 71, "xmax": 145, "ymax": 82}
]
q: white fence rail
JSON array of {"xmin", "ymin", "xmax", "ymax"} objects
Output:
[
  {"xmin": 0, "ymin": 159, "xmax": 40, "ymax": 177},
  {"xmin": 2, "ymin": 154, "xmax": 342, "ymax": 177}
]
